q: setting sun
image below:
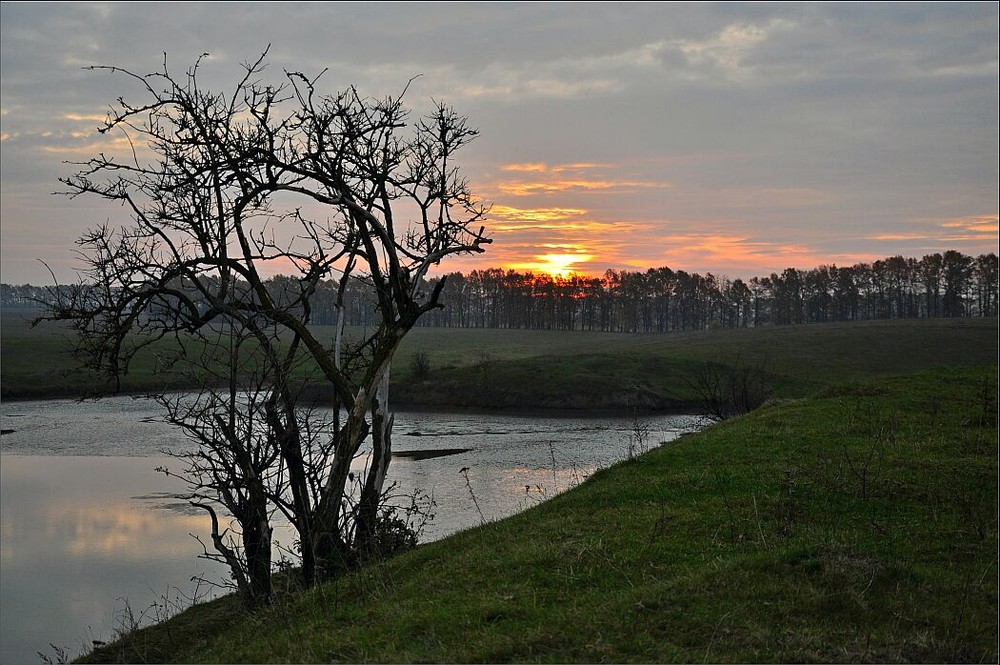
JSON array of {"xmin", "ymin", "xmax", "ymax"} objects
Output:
[{"xmin": 535, "ymin": 253, "xmax": 594, "ymax": 279}]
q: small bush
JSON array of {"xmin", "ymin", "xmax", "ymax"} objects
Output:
[
  {"xmin": 364, "ymin": 487, "xmax": 435, "ymax": 562},
  {"xmin": 411, "ymin": 351, "xmax": 431, "ymax": 380},
  {"xmin": 370, "ymin": 507, "xmax": 419, "ymax": 556},
  {"xmin": 687, "ymin": 352, "xmax": 772, "ymax": 420}
]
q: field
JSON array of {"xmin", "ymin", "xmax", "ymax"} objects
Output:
[
  {"xmin": 390, "ymin": 318, "xmax": 999, "ymax": 409},
  {"xmin": 13, "ymin": 312, "xmax": 986, "ymax": 662},
  {"xmin": 3, "ymin": 307, "xmax": 997, "ymax": 410},
  {"xmin": 0, "ymin": 308, "xmax": 199, "ymax": 400},
  {"xmin": 78, "ymin": 363, "xmax": 998, "ymax": 663}
]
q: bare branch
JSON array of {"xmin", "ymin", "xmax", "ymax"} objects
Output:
[{"xmin": 44, "ymin": 50, "xmax": 490, "ymax": 592}]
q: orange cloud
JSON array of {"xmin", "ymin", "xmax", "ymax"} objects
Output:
[
  {"xmin": 486, "ymin": 205, "xmax": 654, "ymax": 238},
  {"xmin": 868, "ymin": 233, "xmax": 932, "ymax": 241},
  {"xmin": 490, "ymin": 205, "xmax": 589, "ymax": 222},
  {"xmin": 63, "ymin": 112, "xmax": 109, "ymax": 123},
  {"xmin": 491, "ymin": 221, "xmax": 639, "ymax": 234},
  {"xmin": 500, "ymin": 162, "xmax": 550, "ymax": 173},
  {"xmin": 40, "ymin": 135, "xmax": 138, "ymax": 155},
  {"xmin": 552, "ymin": 162, "xmax": 611, "ymax": 172},
  {"xmin": 940, "ymin": 214, "xmax": 999, "ymax": 234},
  {"xmin": 863, "ymin": 214, "xmax": 998, "ymax": 247},
  {"xmin": 489, "ymin": 162, "xmax": 668, "ymax": 198},
  {"xmin": 498, "ymin": 179, "xmax": 668, "ymax": 196},
  {"xmin": 499, "ymin": 162, "xmax": 614, "ymax": 173}
]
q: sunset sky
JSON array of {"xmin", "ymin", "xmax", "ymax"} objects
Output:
[{"xmin": 1, "ymin": 2, "xmax": 997, "ymax": 284}]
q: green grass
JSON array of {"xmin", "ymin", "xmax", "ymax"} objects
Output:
[
  {"xmin": 5, "ymin": 307, "xmax": 996, "ymax": 410},
  {"xmin": 0, "ymin": 309, "xmax": 221, "ymax": 399},
  {"xmin": 391, "ymin": 318, "xmax": 998, "ymax": 409},
  {"xmin": 78, "ymin": 364, "xmax": 998, "ymax": 663}
]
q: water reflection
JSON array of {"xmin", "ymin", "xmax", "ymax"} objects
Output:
[
  {"xmin": 0, "ymin": 400, "xmax": 702, "ymax": 663},
  {"xmin": 0, "ymin": 456, "xmax": 223, "ymax": 664}
]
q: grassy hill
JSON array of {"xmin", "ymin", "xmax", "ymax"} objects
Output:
[
  {"xmin": 3, "ymin": 308, "xmax": 997, "ymax": 409},
  {"xmin": 391, "ymin": 318, "xmax": 998, "ymax": 410},
  {"xmin": 78, "ymin": 364, "xmax": 998, "ymax": 663},
  {"xmin": 6, "ymin": 308, "xmax": 996, "ymax": 661}
]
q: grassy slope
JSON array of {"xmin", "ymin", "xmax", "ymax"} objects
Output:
[
  {"xmin": 0, "ymin": 309, "xmax": 212, "ymax": 399},
  {"xmin": 80, "ymin": 364, "xmax": 998, "ymax": 663},
  {"xmin": 389, "ymin": 318, "xmax": 999, "ymax": 409},
  {"xmin": 3, "ymin": 308, "xmax": 997, "ymax": 409},
  {"xmin": 8, "ymin": 311, "xmax": 995, "ymax": 661}
]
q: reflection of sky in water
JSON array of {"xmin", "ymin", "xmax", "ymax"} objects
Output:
[
  {"xmin": 0, "ymin": 456, "xmax": 224, "ymax": 664},
  {"xmin": 0, "ymin": 398, "xmax": 703, "ymax": 662}
]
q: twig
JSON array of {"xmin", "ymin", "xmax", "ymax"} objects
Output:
[
  {"xmin": 752, "ymin": 492, "xmax": 768, "ymax": 549},
  {"xmin": 459, "ymin": 467, "xmax": 485, "ymax": 525}
]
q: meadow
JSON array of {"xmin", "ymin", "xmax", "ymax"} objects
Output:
[
  {"xmin": 3, "ymin": 307, "xmax": 997, "ymax": 410},
  {"xmin": 76, "ymin": 362, "xmax": 997, "ymax": 663},
  {"xmin": 8, "ymin": 312, "xmax": 981, "ymax": 662}
]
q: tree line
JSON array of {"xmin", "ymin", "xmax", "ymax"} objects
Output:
[
  {"xmin": 417, "ymin": 250, "xmax": 998, "ymax": 332},
  {"xmin": 5, "ymin": 250, "xmax": 997, "ymax": 333}
]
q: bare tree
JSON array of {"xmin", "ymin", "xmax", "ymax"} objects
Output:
[
  {"xmin": 687, "ymin": 353, "xmax": 772, "ymax": 421},
  {"xmin": 151, "ymin": 315, "xmax": 318, "ymax": 606},
  {"xmin": 44, "ymin": 49, "xmax": 490, "ymax": 600}
]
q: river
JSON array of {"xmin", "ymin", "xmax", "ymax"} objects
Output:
[{"xmin": 0, "ymin": 395, "xmax": 702, "ymax": 663}]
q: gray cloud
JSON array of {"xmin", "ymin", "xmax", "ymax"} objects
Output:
[{"xmin": 2, "ymin": 2, "xmax": 996, "ymax": 282}]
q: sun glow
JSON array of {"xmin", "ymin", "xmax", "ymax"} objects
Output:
[{"xmin": 521, "ymin": 253, "xmax": 595, "ymax": 279}]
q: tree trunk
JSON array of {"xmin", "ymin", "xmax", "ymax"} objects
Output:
[
  {"xmin": 243, "ymin": 508, "xmax": 273, "ymax": 605},
  {"xmin": 356, "ymin": 364, "xmax": 393, "ymax": 558}
]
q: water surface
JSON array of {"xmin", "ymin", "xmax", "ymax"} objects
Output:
[{"xmin": 1, "ymin": 396, "xmax": 701, "ymax": 662}]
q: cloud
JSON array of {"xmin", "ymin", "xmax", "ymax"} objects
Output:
[
  {"xmin": 869, "ymin": 233, "xmax": 930, "ymax": 242},
  {"xmin": 497, "ymin": 179, "xmax": 668, "ymax": 197},
  {"xmin": 499, "ymin": 162, "xmax": 613, "ymax": 173},
  {"xmin": 63, "ymin": 112, "xmax": 108, "ymax": 122},
  {"xmin": 39, "ymin": 135, "xmax": 137, "ymax": 155},
  {"xmin": 489, "ymin": 162, "xmax": 670, "ymax": 198},
  {"xmin": 680, "ymin": 21, "xmax": 781, "ymax": 77},
  {"xmin": 865, "ymin": 215, "xmax": 999, "ymax": 246},
  {"xmin": 499, "ymin": 163, "xmax": 550, "ymax": 173},
  {"xmin": 1, "ymin": 3, "xmax": 996, "ymax": 285},
  {"xmin": 940, "ymin": 214, "xmax": 999, "ymax": 235},
  {"xmin": 489, "ymin": 205, "xmax": 589, "ymax": 226}
]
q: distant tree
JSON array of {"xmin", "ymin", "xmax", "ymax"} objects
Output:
[
  {"xmin": 725, "ymin": 277, "xmax": 752, "ymax": 328},
  {"xmin": 43, "ymin": 50, "xmax": 489, "ymax": 601},
  {"xmin": 770, "ymin": 268, "xmax": 804, "ymax": 325},
  {"xmin": 748, "ymin": 276, "xmax": 771, "ymax": 327},
  {"xmin": 831, "ymin": 265, "xmax": 859, "ymax": 321},
  {"xmin": 941, "ymin": 250, "xmax": 974, "ymax": 317},
  {"xmin": 973, "ymin": 253, "xmax": 999, "ymax": 317},
  {"xmin": 920, "ymin": 253, "xmax": 944, "ymax": 318}
]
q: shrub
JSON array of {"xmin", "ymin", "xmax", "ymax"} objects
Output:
[{"xmin": 411, "ymin": 351, "xmax": 431, "ymax": 380}]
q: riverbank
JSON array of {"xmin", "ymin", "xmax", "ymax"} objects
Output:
[
  {"xmin": 3, "ymin": 314, "xmax": 997, "ymax": 409},
  {"xmin": 78, "ymin": 364, "xmax": 997, "ymax": 663}
]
